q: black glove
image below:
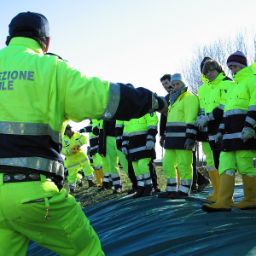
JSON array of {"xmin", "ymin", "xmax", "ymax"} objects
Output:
[
  {"xmin": 79, "ymin": 128, "xmax": 86, "ymax": 133},
  {"xmin": 214, "ymin": 132, "xmax": 223, "ymax": 144},
  {"xmin": 184, "ymin": 138, "xmax": 195, "ymax": 150},
  {"xmin": 92, "ymin": 127, "xmax": 99, "ymax": 135}
]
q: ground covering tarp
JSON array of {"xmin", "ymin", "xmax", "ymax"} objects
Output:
[{"xmin": 28, "ymin": 185, "xmax": 256, "ymax": 256}]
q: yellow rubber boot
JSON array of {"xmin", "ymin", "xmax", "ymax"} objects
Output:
[
  {"xmin": 234, "ymin": 175, "xmax": 256, "ymax": 210},
  {"xmin": 206, "ymin": 170, "xmax": 220, "ymax": 203},
  {"xmin": 202, "ymin": 172, "xmax": 234, "ymax": 212},
  {"xmin": 176, "ymin": 168, "xmax": 180, "ymax": 189},
  {"xmin": 95, "ymin": 169, "xmax": 104, "ymax": 187}
]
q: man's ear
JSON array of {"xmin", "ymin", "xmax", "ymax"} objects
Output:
[{"xmin": 43, "ymin": 37, "xmax": 50, "ymax": 53}]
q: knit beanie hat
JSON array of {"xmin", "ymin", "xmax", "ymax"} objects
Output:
[
  {"xmin": 171, "ymin": 73, "xmax": 186, "ymax": 86},
  {"xmin": 226, "ymin": 51, "xmax": 247, "ymax": 67},
  {"xmin": 202, "ymin": 60, "xmax": 223, "ymax": 75},
  {"xmin": 200, "ymin": 57, "xmax": 212, "ymax": 73}
]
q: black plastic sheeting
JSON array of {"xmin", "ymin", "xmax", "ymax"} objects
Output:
[{"xmin": 28, "ymin": 185, "xmax": 256, "ymax": 256}]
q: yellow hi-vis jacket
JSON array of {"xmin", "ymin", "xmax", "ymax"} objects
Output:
[
  {"xmin": 62, "ymin": 133, "xmax": 88, "ymax": 169},
  {"xmin": 221, "ymin": 66, "xmax": 256, "ymax": 151},
  {"xmin": 203, "ymin": 73, "xmax": 234, "ymax": 147},
  {"xmin": 197, "ymin": 77, "xmax": 210, "ymax": 141},
  {"xmin": 0, "ymin": 36, "xmax": 162, "ymax": 181},
  {"xmin": 0, "ymin": 37, "xmax": 112, "ymax": 180},
  {"xmin": 165, "ymin": 90, "xmax": 199, "ymax": 149},
  {"xmin": 123, "ymin": 113, "xmax": 158, "ymax": 161}
]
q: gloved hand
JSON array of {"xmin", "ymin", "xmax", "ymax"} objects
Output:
[
  {"xmin": 214, "ymin": 132, "xmax": 223, "ymax": 144},
  {"xmin": 160, "ymin": 136, "xmax": 165, "ymax": 147},
  {"xmin": 196, "ymin": 116, "xmax": 206, "ymax": 132},
  {"xmin": 196, "ymin": 115, "xmax": 210, "ymax": 130},
  {"xmin": 241, "ymin": 127, "xmax": 256, "ymax": 142},
  {"xmin": 145, "ymin": 140, "xmax": 155, "ymax": 150},
  {"xmin": 92, "ymin": 127, "xmax": 99, "ymax": 135},
  {"xmin": 79, "ymin": 128, "xmax": 86, "ymax": 133},
  {"xmin": 152, "ymin": 94, "xmax": 168, "ymax": 114},
  {"xmin": 184, "ymin": 138, "xmax": 195, "ymax": 150},
  {"xmin": 121, "ymin": 147, "xmax": 128, "ymax": 155}
]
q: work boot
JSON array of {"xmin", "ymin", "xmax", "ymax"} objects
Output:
[
  {"xmin": 234, "ymin": 175, "xmax": 256, "ymax": 210},
  {"xmin": 112, "ymin": 183, "xmax": 122, "ymax": 194},
  {"xmin": 133, "ymin": 186, "xmax": 145, "ymax": 198},
  {"xmin": 97, "ymin": 186, "xmax": 106, "ymax": 191},
  {"xmin": 142, "ymin": 185, "xmax": 153, "ymax": 196},
  {"xmin": 69, "ymin": 184, "xmax": 76, "ymax": 194},
  {"xmin": 191, "ymin": 184, "xmax": 198, "ymax": 193},
  {"xmin": 158, "ymin": 191, "xmax": 177, "ymax": 198},
  {"xmin": 77, "ymin": 179, "xmax": 83, "ymax": 187},
  {"xmin": 88, "ymin": 180, "xmax": 96, "ymax": 187},
  {"xmin": 127, "ymin": 185, "xmax": 137, "ymax": 194},
  {"xmin": 170, "ymin": 191, "xmax": 188, "ymax": 199},
  {"xmin": 102, "ymin": 181, "xmax": 112, "ymax": 190},
  {"xmin": 153, "ymin": 186, "xmax": 161, "ymax": 193},
  {"xmin": 113, "ymin": 187, "xmax": 122, "ymax": 194},
  {"xmin": 197, "ymin": 180, "xmax": 210, "ymax": 193},
  {"xmin": 206, "ymin": 170, "xmax": 220, "ymax": 203},
  {"xmin": 202, "ymin": 172, "xmax": 234, "ymax": 212}
]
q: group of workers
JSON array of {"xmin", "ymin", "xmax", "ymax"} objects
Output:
[
  {"xmin": 0, "ymin": 10, "xmax": 256, "ymax": 256},
  {"xmin": 156, "ymin": 52, "xmax": 256, "ymax": 214},
  {"xmin": 62, "ymin": 48, "xmax": 256, "ymax": 216}
]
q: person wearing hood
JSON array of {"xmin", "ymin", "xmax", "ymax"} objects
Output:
[{"xmin": 158, "ymin": 73, "xmax": 199, "ymax": 199}]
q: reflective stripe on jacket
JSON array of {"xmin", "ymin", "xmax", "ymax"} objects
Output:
[
  {"xmin": 164, "ymin": 91, "xmax": 199, "ymax": 149},
  {"xmin": 124, "ymin": 113, "xmax": 158, "ymax": 160},
  {"xmin": 222, "ymin": 67, "xmax": 256, "ymax": 151}
]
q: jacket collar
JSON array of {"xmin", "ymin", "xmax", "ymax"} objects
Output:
[
  {"xmin": 233, "ymin": 66, "xmax": 253, "ymax": 83},
  {"xmin": 8, "ymin": 37, "xmax": 43, "ymax": 54}
]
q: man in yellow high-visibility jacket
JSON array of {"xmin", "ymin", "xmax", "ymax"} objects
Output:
[
  {"xmin": 158, "ymin": 73, "xmax": 199, "ymax": 199},
  {"xmin": 0, "ymin": 12, "xmax": 167, "ymax": 256},
  {"xmin": 196, "ymin": 58, "xmax": 234, "ymax": 202},
  {"xmin": 203, "ymin": 51, "xmax": 256, "ymax": 212}
]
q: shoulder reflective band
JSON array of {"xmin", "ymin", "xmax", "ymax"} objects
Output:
[{"xmin": 103, "ymin": 83, "xmax": 120, "ymax": 119}]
